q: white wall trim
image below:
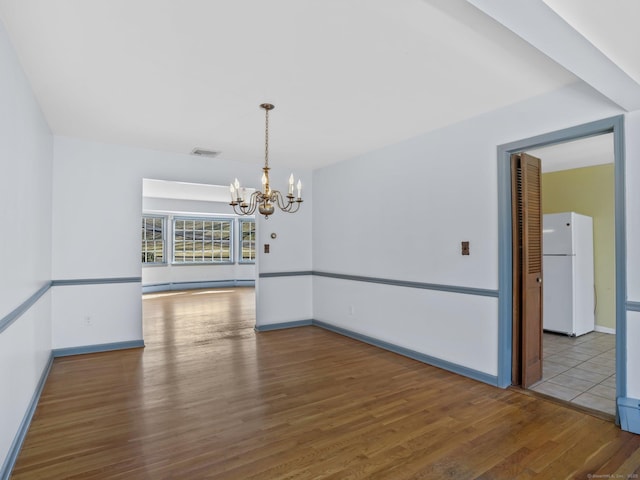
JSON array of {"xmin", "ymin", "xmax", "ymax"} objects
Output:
[{"xmin": 595, "ymin": 325, "xmax": 616, "ymax": 335}]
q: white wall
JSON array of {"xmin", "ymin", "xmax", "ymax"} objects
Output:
[
  {"xmin": 313, "ymin": 276, "xmax": 498, "ymax": 374},
  {"xmin": 143, "ymin": 263, "xmax": 255, "ymax": 289},
  {"xmin": 51, "ymin": 136, "xmax": 312, "ymax": 346},
  {"xmin": 312, "ymin": 81, "xmax": 623, "ymax": 380},
  {"xmin": 625, "ymin": 111, "xmax": 640, "ymax": 305},
  {"xmin": 255, "ymin": 182, "xmax": 313, "ymax": 326},
  {"xmin": 51, "ymin": 283, "xmax": 141, "ymax": 349},
  {"xmin": 0, "ymin": 20, "xmax": 53, "ymax": 471}
]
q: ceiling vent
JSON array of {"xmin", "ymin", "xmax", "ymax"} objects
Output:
[{"xmin": 191, "ymin": 148, "xmax": 221, "ymax": 158}]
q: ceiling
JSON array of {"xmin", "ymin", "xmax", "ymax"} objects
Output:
[
  {"xmin": 0, "ymin": 1, "xmax": 638, "ymax": 170},
  {"xmin": 527, "ymin": 133, "xmax": 613, "ymax": 174},
  {"xmin": 542, "ymin": 0, "xmax": 640, "ymax": 85}
]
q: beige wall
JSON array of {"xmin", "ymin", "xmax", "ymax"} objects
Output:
[{"xmin": 541, "ymin": 163, "xmax": 615, "ymax": 331}]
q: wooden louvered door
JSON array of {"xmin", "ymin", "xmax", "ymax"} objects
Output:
[{"xmin": 511, "ymin": 153, "xmax": 543, "ymax": 388}]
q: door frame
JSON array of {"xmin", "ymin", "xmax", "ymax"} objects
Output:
[{"xmin": 496, "ymin": 116, "xmax": 626, "ymax": 407}]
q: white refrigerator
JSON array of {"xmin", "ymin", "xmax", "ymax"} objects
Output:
[{"xmin": 543, "ymin": 212, "xmax": 595, "ymax": 336}]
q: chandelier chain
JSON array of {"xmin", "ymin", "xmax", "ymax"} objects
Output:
[{"xmin": 264, "ymin": 107, "xmax": 269, "ymax": 169}]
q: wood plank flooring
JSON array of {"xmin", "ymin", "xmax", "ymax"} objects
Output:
[{"xmin": 11, "ymin": 288, "xmax": 640, "ymax": 479}]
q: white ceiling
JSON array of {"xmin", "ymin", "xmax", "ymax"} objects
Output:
[
  {"xmin": 543, "ymin": 0, "xmax": 640, "ymax": 85},
  {"xmin": 527, "ymin": 133, "xmax": 614, "ymax": 174},
  {"xmin": 0, "ymin": 1, "xmax": 638, "ymax": 170}
]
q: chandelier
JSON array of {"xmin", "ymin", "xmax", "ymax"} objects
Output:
[{"xmin": 230, "ymin": 103, "xmax": 303, "ymax": 219}]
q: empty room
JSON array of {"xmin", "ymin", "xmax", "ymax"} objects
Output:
[{"xmin": 2, "ymin": 1, "xmax": 640, "ymax": 478}]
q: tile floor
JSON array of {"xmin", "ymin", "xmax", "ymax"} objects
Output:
[{"xmin": 530, "ymin": 331, "xmax": 616, "ymax": 416}]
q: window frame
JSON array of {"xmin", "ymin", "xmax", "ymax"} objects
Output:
[
  {"xmin": 171, "ymin": 216, "xmax": 234, "ymax": 265},
  {"xmin": 238, "ymin": 218, "xmax": 256, "ymax": 264},
  {"xmin": 141, "ymin": 215, "xmax": 167, "ymax": 265}
]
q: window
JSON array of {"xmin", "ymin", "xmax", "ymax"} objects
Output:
[
  {"xmin": 239, "ymin": 219, "xmax": 256, "ymax": 263},
  {"xmin": 141, "ymin": 216, "xmax": 165, "ymax": 263},
  {"xmin": 173, "ymin": 217, "xmax": 232, "ymax": 263}
]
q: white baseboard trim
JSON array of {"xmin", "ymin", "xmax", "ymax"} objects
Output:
[
  {"xmin": 595, "ymin": 325, "xmax": 616, "ymax": 335},
  {"xmin": 142, "ymin": 279, "xmax": 255, "ymax": 293}
]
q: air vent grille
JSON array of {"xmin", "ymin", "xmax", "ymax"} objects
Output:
[{"xmin": 191, "ymin": 148, "xmax": 221, "ymax": 158}]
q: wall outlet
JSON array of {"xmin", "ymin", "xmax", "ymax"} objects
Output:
[{"xmin": 82, "ymin": 316, "xmax": 92, "ymax": 326}]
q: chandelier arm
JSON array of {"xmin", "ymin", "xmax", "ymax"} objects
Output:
[
  {"xmin": 285, "ymin": 200, "xmax": 298, "ymax": 213},
  {"xmin": 281, "ymin": 193, "xmax": 299, "ymax": 213},
  {"xmin": 273, "ymin": 191, "xmax": 291, "ymax": 211},
  {"xmin": 289, "ymin": 198, "xmax": 303, "ymax": 213},
  {"xmin": 286, "ymin": 200, "xmax": 301, "ymax": 214},
  {"xmin": 232, "ymin": 191, "xmax": 261, "ymax": 216},
  {"xmin": 248, "ymin": 191, "xmax": 261, "ymax": 215},
  {"xmin": 273, "ymin": 191, "xmax": 302, "ymax": 213},
  {"xmin": 232, "ymin": 203, "xmax": 248, "ymax": 216}
]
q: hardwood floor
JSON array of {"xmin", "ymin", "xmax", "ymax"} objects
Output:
[{"xmin": 11, "ymin": 288, "xmax": 640, "ymax": 479}]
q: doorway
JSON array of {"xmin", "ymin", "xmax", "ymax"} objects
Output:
[
  {"xmin": 512, "ymin": 134, "xmax": 617, "ymax": 415},
  {"xmin": 497, "ymin": 116, "xmax": 626, "ymax": 420},
  {"xmin": 140, "ymin": 178, "xmax": 258, "ymax": 340}
]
